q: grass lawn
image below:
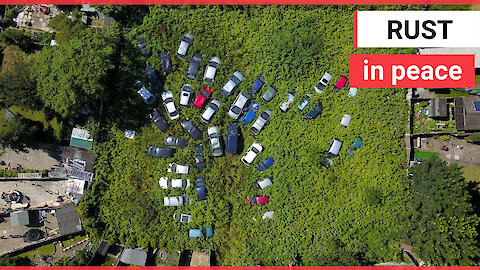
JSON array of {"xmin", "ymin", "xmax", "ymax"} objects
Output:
[
  {"xmin": 414, "ymin": 150, "xmax": 440, "ymax": 159},
  {"xmin": 61, "ymin": 234, "xmax": 88, "ymax": 247},
  {"xmin": 436, "ymin": 89, "xmax": 471, "ymax": 98},
  {"xmin": 461, "ymin": 165, "xmax": 480, "ymax": 184},
  {"xmin": 101, "ymin": 255, "xmax": 118, "ymax": 266},
  {"xmin": 8, "ymin": 106, "xmax": 60, "ymax": 135},
  {"xmin": 16, "ymin": 243, "xmax": 55, "ymax": 260}
]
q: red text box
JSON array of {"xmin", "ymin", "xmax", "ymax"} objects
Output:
[{"xmin": 349, "ymin": 54, "xmax": 475, "ymax": 88}]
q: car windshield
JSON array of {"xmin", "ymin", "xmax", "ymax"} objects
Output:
[
  {"xmin": 231, "ymin": 106, "xmax": 241, "ymax": 114},
  {"xmin": 252, "ymin": 147, "xmax": 259, "ymax": 154},
  {"xmin": 260, "ymin": 112, "xmax": 269, "ymax": 119},
  {"xmin": 201, "ymin": 90, "xmax": 209, "ymax": 97},
  {"xmin": 210, "ymin": 103, "xmax": 219, "ymax": 111},
  {"xmin": 182, "ymin": 92, "xmax": 190, "ymax": 97},
  {"xmin": 165, "ymin": 97, "xmax": 174, "ymax": 103}
]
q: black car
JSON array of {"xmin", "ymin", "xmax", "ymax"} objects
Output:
[
  {"xmin": 137, "ymin": 36, "xmax": 148, "ymax": 56},
  {"xmin": 159, "ymin": 52, "xmax": 173, "ymax": 73},
  {"xmin": 149, "ymin": 109, "xmax": 168, "ymax": 132},
  {"xmin": 194, "ymin": 144, "xmax": 207, "ymax": 170},
  {"xmin": 305, "ymin": 102, "xmax": 323, "ymax": 120},
  {"xmin": 186, "ymin": 52, "xmax": 203, "ymax": 80},
  {"xmin": 146, "ymin": 145, "xmax": 173, "ymax": 158},
  {"xmin": 165, "ymin": 136, "xmax": 188, "ymax": 148},
  {"xmin": 181, "ymin": 118, "xmax": 202, "ymax": 140},
  {"xmin": 145, "ymin": 65, "xmax": 163, "ymax": 93},
  {"xmin": 195, "ymin": 178, "xmax": 207, "ymax": 201}
]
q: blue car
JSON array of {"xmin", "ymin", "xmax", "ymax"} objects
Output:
[
  {"xmin": 226, "ymin": 124, "xmax": 239, "ymax": 154},
  {"xmin": 250, "ymin": 73, "xmax": 265, "ymax": 96},
  {"xmin": 188, "ymin": 227, "xmax": 213, "ymax": 238},
  {"xmin": 256, "ymin": 157, "xmax": 274, "ymax": 172},
  {"xmin": 241, "ymin": 101, "xmax": 260, "ymax": 125},
  {"xmin": 195, "ymin": 178, "xmax": 207, "ymax": 201}
]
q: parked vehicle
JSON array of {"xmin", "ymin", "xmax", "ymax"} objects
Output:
[
  {"xmin": 261, "ymin": 86, "xmax": 278, "ymax": 102},
  {"xmin": 228, "ymin": 92, "xmax": 250, "ymax": 119},
  {"xmin": 314, "ymin": 72, "xmax": 333, "ymax": 94},
  {"xmin": 280, "ymin": 89, "xmax": 296, "ymax": 112},
  {"xmin": 257, "ymin": 178, "xmax": 273, "ymax": 190},
  {"xmin": 137, "ymin": 36, "xmax": 148, "ymax": 56},
  {"xmin": 251, "ymin": 73, "xmax": 265, "ymax": 96},
  {"xmin": 201, "ymin": 100, "xmax": 221, "ymax": 123},
  {"xmin": 134, "ymin": 81, "xmax": 156, "ymax": 105},
  {"xmin": 334, "ymin": 75, "xmax": 348, "ymax": 90},
  {"xmin": 305, "ymin": 102, "xmax": 323, "ymax": 120},
  {"xmin": 189, "ymin": 227, "xmax": 213, "ymax": 238},
  {"xmin": 208, "ymin": 126, "xmax": 223, "ymax": 157},
  {"xmin": 179, "ymin": 214, "xmax": 192, "ymax": 223},
  {"xmin": 195, "ymin": 178, "xmax": 207, "ymax": 201},
  {"xmin": 145, "ymin": 65, "xmax": 163, "ymax": 93},
  {"xmin": 164, "ymin": 195, "xmax": 185, "ymax": 206},
  {"xmin": 159, "ymin": 52, "xmax": 173, "ymax": 73},
  {"xmin": 225, "ymin": 124, "xmax": 239, "ymax": 154},
  {"xmin": 327, "ymin": 139, "xmax": 343, "ymax": 157},
  {"xmin": 180, "ymin": 84, "xmax": 193, "ymax": 106},
  {"xmin": 203, "ymin": 57, "xmax": 220, "ymax": 83},
  {"xmin": 181, "ymin": 119, "xmax": 202, "ymax": 140},
  {"xmin": 176, "ymin": 33, "xmax": 193, "ymax": 58},
  {"xmin": 241, "ymin": 142, "xmax": 263, "ymax": 166},
  {"xmin": 340, "ymin": 114, "xmax": 351, "ymax": 127},
  {"xmin": 221, "ymin": 71, "xmax": 244, "ymax": 97},
  {"xmin": 248, "ymin": 196, "xmax": 269, "ymax": 205},
  {"xmin": 251, "ymin": 110, "xmax": 271, "ymax": 135},
  {"xmin": 256, "ymin": 157, "xmax": 274, "ymax": 172},
  {"xmin": 159, "ymin": 177, "xmax": 190, "ymax": 189},
  {"xmin": 146, "ymin": 146, "xmax": 173, "ymax": 158},
  {"xmin": 194, "ymin": 144, "xmax": 207, "ymax": 170},
  {"xmin": 241, "ymin": 101, "xmax": 259, "ymax": 125},
  {"xmin": 192, "ymin": 86, "xmax": 212, "ymax": 110},
  {"xmin": 168, "ymin": 163, "xmax": 190, "ymax": 174},
  {"xmin": 186, "ymin": 52, "xmax": 202, "ymax": 79},
  {"xmin": 165, "ymin": 136, "xmax": 188, "ymax": 148},
  {"xmin": 298, "ymin": 95, "xmax": 311, "ymax": 111},
  {"xmin": 149, "ymin": 109, "xmax": 168, "ymax": 132},
  {"xmin": 161, "ymin": 91, "xmax": 179, "ymax": 120}
]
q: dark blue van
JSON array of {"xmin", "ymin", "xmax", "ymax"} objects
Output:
[
  {"xmin": 250, "ymin": 73, "xmax": 265, "ymax": 96},
  {"xmin": 226, "ymin": 124, "xmax": 239, "ymax": 154}
]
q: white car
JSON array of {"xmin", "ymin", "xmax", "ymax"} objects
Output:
[
  {"xmin": 203, "ymin": 56, "xmax": 220, "ymax": 83},
  {"xmin": 241, "ymin": 142, "xmax": 263, "ymax": 166},
  {"xmin": 228, "ymin": 92, "xmax": 250, "ymax": 120},
  {"xmin": 221, "ymin": 71, "xmax": 244, "ymax": 97},
  {"xmin": 164, "ymin": 195, "xmax": 185, "ymax": 206},
  {"xmin": 208, "ymin": 126, "xmax": 223, "ymax": 157},
  {"xmin": 251, "ymin": 110, "xmax": 271, "ymax": 135},
  {"xmin": 314, "ymin": 72, "xmax": 333, "ymax": 94},
  {"xmin": 257, "ymin": 178, "xmax": 273, "ymax": 190},
  {"xmin": 201, "ymin": 100, "xmax": 221, "ymax": 123},
  {"xmin": 167, "ymin": 163, "xmax": 190, "ymax": 174},
  {"xmin": 180, "ymin": 84, "xmax": 193, "ymax": 106},
  {"xmin": 161, "ymin": 91, "xmax": 179, "ymax": 120},
  {"xmin": 176, "ymin": 33, "xmax": 193, "ymax": 58},
  {"xmin": 280, "ymin": 89, "xmax": 296, "ymax": 112},
  {"xmin": 159, "ymin": 177, "xmax": 190, "ymax": 189}
]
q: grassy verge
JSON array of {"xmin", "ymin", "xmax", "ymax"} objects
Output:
[
  {"xmin": 436, "ymin": 89, "xmax": 471, "ymax": 98},
  {"xmin": 15, "ymin": 244, "xmax": 55, "ymax": 260},
  {"xmin": 61, "ymin": 234, "xmax": 88, "ymax": 247},
  {"xmin": 414, "ymin": 150, "xmax": 440, "ymax": 159}
]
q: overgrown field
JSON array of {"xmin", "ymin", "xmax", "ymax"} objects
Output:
[{"xmin": 80, "ymin": 6, "xmax": 414, "ymax": 265}]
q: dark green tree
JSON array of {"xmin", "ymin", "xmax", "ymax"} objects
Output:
[
  {"xmin": 0, "ymin": 28, "xmax": 33, "ymax": 52},
  {"xmin": 465, "ymin": 133, "xmax": 480, "ymax": 144},
  {"xmin": 403, "ymin": 157, "xmax": 479, "ymax": 265},
  {"xmin": 0, "ymin": 116, "xmax": 41, "ymax": 150},
  {"xmin": 0, "ymin": 255, "xmax": 31, "ymax": 266}
]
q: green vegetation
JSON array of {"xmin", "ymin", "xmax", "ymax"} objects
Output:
[
  {"xmin": 0, "ymin": 115, "xmax": 42, "ymax": 150},
  {"xmin": 61, "ymin": 234, "xmax": 88, "ymax": 247},
  {"xmin": 412, "ymin": 102, "xmax": 455, "ymax": 133},
  {"xmin": 435, "ymin": 89, "xmax": 471, "ymax": 98},
  {"xmin": 461, "ymin": 165, "xmax": 480, "ymax": 184},
  {"xmin": 16, "ymin": 244, "xmax": 55, "ymax": 261},
  {"xmin": 475, "ymin": 75, "xmax": 480, "ymax": 88},
  {"xmin": 403, "ymin": 157, "xmax": 479, "ymax": 265},
  {"xmin": 0, "ymin": 254, "xmax": 31, "ymax": 266},
  {"xmin": 48, "ymin": 13, "xmax": 86, "ymax": 44},
  {"xmin": 414, "ymin": 150, "xmax": 440, "ymax": 159},
  {"xmin": 101, "ymin": 255, "xmax": 118, "ymax": 266},
  {"xmin": 54, "ymin": 249, "xmax": 91, "ymax": 266},
  {"xmin": 466, "ymin": 132, "xmax": 480, "ymax": 144}
]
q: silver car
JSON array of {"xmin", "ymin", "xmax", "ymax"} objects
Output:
[
  {"xmin": 168, "ymin": 163, "xmax": 190, "ymax": 174},
  {"xmin": 161, "ymin": 91, "xmax": 179, "ymax": 120},
  {"xmin": 251, "ymin": 110, "xmax": 271, "ymax": 135},
  {"xmin": 221, "ymin": 71, "xmax": 244, "ymax": 97},
  {"xmin": 208, "ymin": 126, "xmax": 223, "ymax": 157},
  {"xmin": 180, "ymin": 84, "xmax": 193, "ymax": 106},
  {"xmin": 201, "ymin": 100, "xmax": 221, "ymax": 123},
  {"xmin": 203, "ymin": 57, "xmax": 220, "ymax": 83},
  {"xmin": 228, "ymin": 92, "xmax": 250, "ymax": 120},
  {"xmin": 176, "ymin": 33, "xmax": 193, "ymax": 58}
]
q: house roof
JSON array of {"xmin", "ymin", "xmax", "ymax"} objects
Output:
[
  {"xmin": 56, "ymin": 205, "xmax": 83, "ymax": 236},
  {"xmin": 70, "ymin": 128, "xmax": 93, "ymax": 150},
  {"xmin": 96, "ymin": 240, "xmax": 110, "ymax": 256},
  {"xmin": 120, "ymin": 249, "xmax": 147, "ymax": 266},
  {"xmin": 10, "ymin": 211, "xmax": 30, "ymax": 227},
  {"xmin": 418, "ymin": 48, "xmax": 480, "ymax": 68},
  {"xmin": 454, "ymin": 96, "xmax": 480, "ymax": 131},
  {"xmin": 428, "ymin": 98, "xmax": 448, "ymax": 118}
]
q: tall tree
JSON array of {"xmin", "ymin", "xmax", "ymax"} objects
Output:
[
  {"xmin": 403, "ymin": 157, "xmax": 479, "ymax": 265},
  {"xmin": 31, "ymin": 27, "xmax": 120, "ymax": 118}
]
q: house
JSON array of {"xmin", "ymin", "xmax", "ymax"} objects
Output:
[
  {"xmin": 454, "ymin": 96, "xmax": 480, "ymax": 131},
  {"xmin": 70, "ymin": 128, "xmax": 93, "ymax": 150},
  {"xmin": 56, "ymin": 205, "xmax": 83, "ymax": 236},
  {"xmin": 119, "ymin": 248, "xmax": 147, "ymax": 266},
  {"xmin": 428, "ymin": 98, "xmax": 448, "ymax": 118},
  {"xmin": 10, "ymin": 211, "xmax": 30, "ymax": 227}
]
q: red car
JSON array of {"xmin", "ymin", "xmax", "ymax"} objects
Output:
[
  {"xmin": 192, "ymin": 86, "xmax": 212, "ymax": 110},
  {"xmin": 248, "ymin": 196, "xmax": 269, "ymax": 205},
  {"xmin": 334, "ymin": 75, "xmax": 348, "ymax": 90}
]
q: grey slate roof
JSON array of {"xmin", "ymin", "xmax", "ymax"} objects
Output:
[
  {"xmin": 10, "ymin": 211, "xmax": 30, "ymax": 227},
  {"xmin": 120, "ymin": 249, "xmax": 147, "ymax": 266},
  {"xmin": 56, "ymin": 205, "xmax": 83, "ymax": 236}
]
